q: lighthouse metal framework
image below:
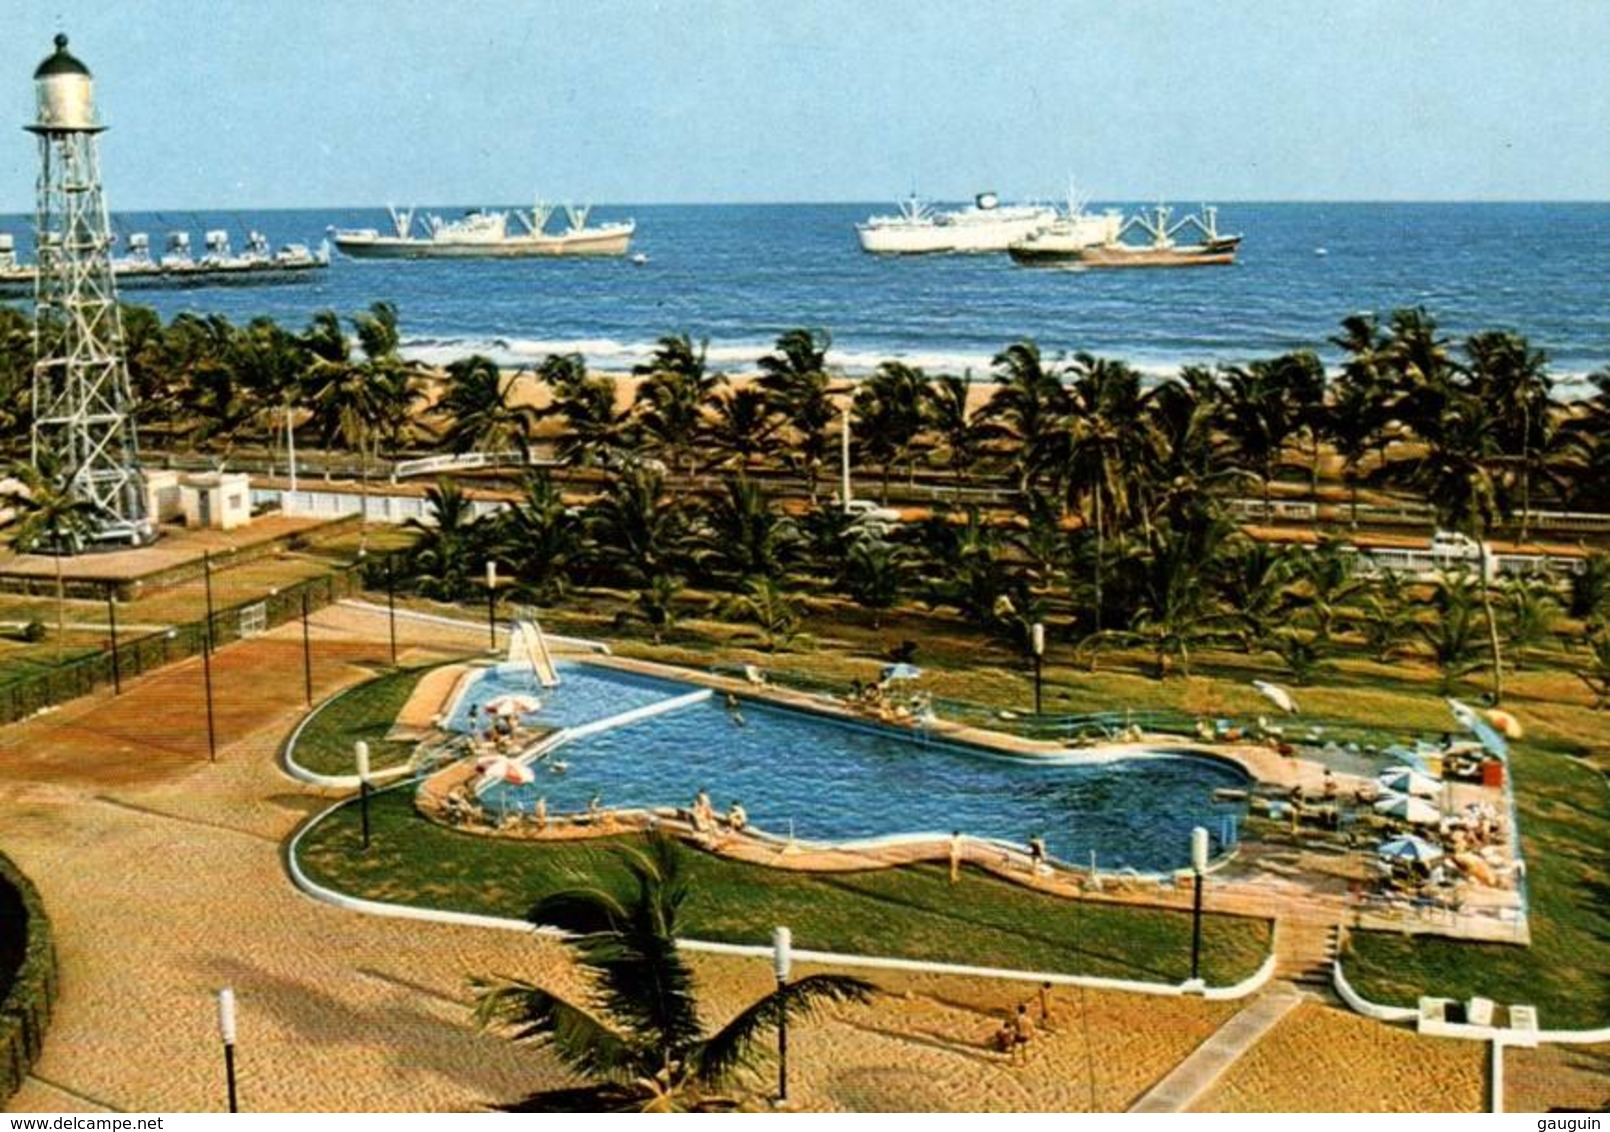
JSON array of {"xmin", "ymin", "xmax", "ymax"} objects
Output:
[{"xmin": 27, "ymin": 34, "xmax": 150, "ymax": 545}]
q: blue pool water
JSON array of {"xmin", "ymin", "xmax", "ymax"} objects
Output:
[
  {"xmin": 461, "ymin": 663, "xmax": 1247, "ymax": 872},
  {"xmin": 446, "ymin": 661, "xmax": 684, "ymax": 732}
]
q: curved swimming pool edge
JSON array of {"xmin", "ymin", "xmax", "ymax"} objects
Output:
[{"xmin": 283, "ymin": 783, "xmax": 1278, "ymax": 1000}]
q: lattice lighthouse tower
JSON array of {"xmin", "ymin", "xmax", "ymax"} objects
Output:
[{"xmin": 28, "ymin": 34, "xmax": 150, "ymax": 544}]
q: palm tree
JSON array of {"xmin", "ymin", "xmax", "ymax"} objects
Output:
[
  {"xmin": 1464, "ymin": 330, "xmax": 1558, "ymax": 542},
  {"xmin": 758, "ymin": 328, "xmax": 837, "ymax": 500},
  {"xmin": 704, "ymin": 386, "xmax": 781, "ymax": 473},
  {"xmin": 689, "ymin": 475, "xmax": 800, "ymax": 589},
  {"xmin": 1351, "ymin": 572, "xmax": 1416, "ymax": 664},
  {"xmin": 852, "ymin": 361, "xmax": 927, "ymax": 499},
  {"xmin": 1328, "ymin": 314, "xmax": 1390, "ymax": 527},
  {"xmin": 405, "ymin": 478, "xmax": 482, "ymax": 602},
  {"xmin": 439, "ymin": 354, "xmax": 539, "ymax": 459},
  {"xmin": 2, "ymin": 462, "xmax": 101, "ymax": 662},
  {"xmin": 1417, "ymin": 574, "xmax": 1488, "ymax": 694},
  {"xmin": 300, "ymin": 323, "xmax": 385, "ymax": 535},
  {"xmin": 982, "ymin": 340, "xmax": 1067, "ymax": 496},
  {"xmin": 1568, "ymin": 552, "xmax": 1610, "ymax": 634},
  {"xmin": 549, "ymin": 372, "xmax": 633, "ymax": 470},
  {"xmin": 1577, "ymin": 632, "xmax": 1610, "ymax": 710},
  {"xmin": 922, "ymin": 371, "xmax": 981, "ymax": 487},
  {"xmin": 1501, "ymin": 575, "xmax": 1560, "ymax": 670},
  {"xmin": 719, "ymin": 576, "xmax": 807, "ymax": 652},
  {"xmin": 586, "ymin": 466, "xmax": 685, "ymax": 589},
  {"xmin": 495, "ymin": 470, "xmax": 582, "ymax": 605},
  {"xmin": 473, "ymin": 836, "xmax": 873, "ymax": 1112},
  {"xmin": 839, "ymin": 536, "xmax": 911, "ymax": 630},
  {"xmin": 1114, "ymin": 504, "xmax": 1233, "ymax": 678},
  {"xmin": 633, "ymin": 334, "xmax": 724, "ymax": 476},
  {"xmin": 352, "ymin": 301, "xmax": 423, "ymax": 459},
  {"xmin": 1215, "ymin": 538, "xmax": 1296, "ymax": 654},
  {"xmin": 1216, "ymin": 354, "xmax": 1309, "ymax": 519}
]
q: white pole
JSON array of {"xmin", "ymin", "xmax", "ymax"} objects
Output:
[
  {"xmin": 285, "ymin": 406, "xmax": 298, "ymax": 513},
  {"xmin": 840, "ymin": 401, "xmax": 852, "ymax": 512}
]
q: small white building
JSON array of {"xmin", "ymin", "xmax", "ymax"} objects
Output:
[{"xmin": 179, "ymin": 472, "xmax": 251, "ymax": 531}]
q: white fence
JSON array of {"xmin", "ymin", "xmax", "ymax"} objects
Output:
[
  {"xmin": 390, "ymin": 451, "xmax": 559, "ymax": 480},
  {"xmin": 255, "ymin": 487, "xmax": 510, "ymax": 527}
]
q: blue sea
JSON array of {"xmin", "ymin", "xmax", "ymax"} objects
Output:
[{"xmin": 3, "ymin": 201, "xmax": 1607, "ymax": 393}]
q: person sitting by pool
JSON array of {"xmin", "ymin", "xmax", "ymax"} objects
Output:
[
  {"xmin": 724, "ymin": 692, "xmax": 746, "ymax": 727},
  {"xmin": 587, "ymin": 795, "xmax": 604, "ymax": 824},
  {"xmin": 728, "ymin": 801, "xmax": 748, "ymax": 832},
  {"xmin": 534, "ymin": 796, "xmax": 548, "ymax": 832},
  {"xmin": 1028, "ymin": 835, "xmax": 1048, "ymax": 875}
]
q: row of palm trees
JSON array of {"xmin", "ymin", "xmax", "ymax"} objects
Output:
[
  {"xmin": 5, "ymin": 304, "xmax": 1606, "ymax": 531},
  {"xmin": 401, "ymin": 461, "xmax": 1610, "ymax": 697}
]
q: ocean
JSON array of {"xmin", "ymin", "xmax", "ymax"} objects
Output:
[{"xmin": 3, "ymin": 201, "xmax": 1607, "ymax": 394}]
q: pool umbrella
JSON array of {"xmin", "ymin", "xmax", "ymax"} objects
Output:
[
  {"xmin": 502, "ymin": 761, "xmax": 536, "ymax": 786},
  {"xmin": 475, "ymin": 754, "xmax": 513, "ymax": 781},
  {"xmin": 1252, "ymin": 679, "xmax": 1298, "ymax": 714},
  {"xmin": 1374, "ymin": 792, "xmax": 1441, "ymax": 825},
  {"xmin": 1448, "ymin": 698, "xmax": 1510, "ymax": 759},
  {"xmin": 485, "ymin": 692, "xmax": 542, "ymax": 716},
  {"xmin": 1485, "ymin": 708, "xmax": 1524, "ymax": 740},
  {"xmin": 1378, "ymin": 767, "xmax": 1442, "ymax": 798},
  {"xmin": 881, "ymin": 663, "xmax": 922, "ymax": 682},
  {"xmin": 1376, "ymin": 834, "xmax": 1445, "ymax": 865}
]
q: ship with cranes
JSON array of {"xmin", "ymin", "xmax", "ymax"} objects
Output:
[
  {"xmin": 329, "ymin": 201, "xmax": 635, "ymax": 258},
  {"xmin": 1009, "ymin": 204, "xmax": 1241, "ymax": 268}
]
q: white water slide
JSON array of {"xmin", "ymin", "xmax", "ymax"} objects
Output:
[{"xmin": 508, "ymin": 618, "xmax": 561, "ymax": 688}]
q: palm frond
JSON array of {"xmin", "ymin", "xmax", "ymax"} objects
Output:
[
  {"xmin": 470, "ymin": 975, "xmax": 641, "ymax": 1080},
  {"xmin": 691, "ymin": 973, "xmax": 875, "ymax": 1085}
]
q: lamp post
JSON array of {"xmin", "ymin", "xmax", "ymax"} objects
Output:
[
  {"xmin": 104, "ymin": 582, "xmax": 120, "ymax": 695},
  {"xmin": 300, "ymin": 590, "xmax": 313, "ymax": 707},
  {"xmin": 485, "ymin": 560, "xmax": 499, "ymax": 651},
  {"xmin": 202, "ymin": 550, "xmax": 218, "ymax": 762},
  {"xmin": 772, "ymin": 926, "xmax": 792, "ymax": 1106},
  {"xmin": 356, "ymin": 740, "xmax": 372, "ymax": 851},
  {"xmin": 217, "ymin": 986, "xmax": 239, "ymax": 1113},
  {"xmin": 1030, "ymin": 621, "xmax": 1045, "ymax": 716},
  {"xmin": 385, "ymin": 554, "xmax": 398, "ymax": 667},
  {"xmin": 1189, "ymin": 825, "xmax": 1209, "ymax": 983}
]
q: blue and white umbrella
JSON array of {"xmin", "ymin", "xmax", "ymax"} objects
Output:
[
  {"xmin": 1374, "ymin": 792, "xmax": 1442, "ymax": 825},
  {"xmin": 881, "ymin": 663, "xmax": 922, "ymax": 682},
  {"xmin": 1376, "ymin": 834, "xmax": 1445, "ymax": 865},
  {"xmin": 1448, "ymin": 697, "xmax": 1509, "ymax": 760},
  {"xmin": 1378, "ymin": 767, "xmax": 1442, "ymax": 798}
]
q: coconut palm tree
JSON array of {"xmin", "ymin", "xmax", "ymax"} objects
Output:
[
  {"xmin": 495, "ymin": 470, "xmax": 582, "ymax": 605},
  {"xmin": 758, "ymin": 328, "xmax": 837, "ymax": 500},
  {"xmin": 439, "ymin": 354, "xmax": 540, "ymax": 459},
  {"xmin": 633, "ymin": 334, "xmax": 724, "ymax": 476},
  {"xmin": 1464, "ymin": 330, "xmax": 1558, "ymax": 542},
  {"xmin": 586, "ymin": 466, "xmax": 685, "ymax": 589},
  {"xmin": 982, "ymin": 340, "xmax": 1067, "ymax": 496},
  {"xmin": 852, "ymin": 361, "xmax": 927, "ymax": 499},
  {"xmin": 1, "ymin": 461, "xmax": 102, "ymax": 662},
  {"xmin": 1112, "ymin": 504, "xmax": 1233, "ymax": 678},
  {"xmin": 549, "ymin": 373, "xmax": 634, "ymax": 470},
  {"xmin": 719, "ymin": 576, "xmax": 807, "ymax": 652},
  {"xmin": 922, "ymin": 371, "xmax": 982, "ymax": 487},
  {"xmin": 1351, "ymin": 572, "xmax": 1417, "ymax": 664},
  {"xmin": 689, "ymin": 475, "xmax": 800, "ymax": 589},
  {"xmin": 1214, "ymin": 537, "xmax": 1296, "ymax": 654},
  {"xmin": 300, "ymin": 322, "xmax": 386, "ymax": 533},
  {"xmin": 1417, "ymin": 573, "xmax": 1489, "ymax": 694},
  {"xmin": 839, "ymin": 536, "xmax": 911, "ymax": 630},
  {"xmin": 404, "ymin": 478, "xmax": 482, "ymax": 602},
  {"xmin": 1216, "ymin": 354, "xmax": 1310, "ymax": 520},
  {"xmin": 1328, "ymin": 314, "xmax": 1391, "ymax": 527},
  {"xmin": 1501, "ymin": 575, "xmax": 1560, "ymax": 670},
  {"xmin": 704, "ymin": 386, "xmax": 781, "ymax": 473},
  {"xmin": 1578, "ymin": 632, "xmax": 1610, "ymax": 710},
  {"xmin": 473, "ymin": 835, "xmax": 873, "ymax": 1112}
]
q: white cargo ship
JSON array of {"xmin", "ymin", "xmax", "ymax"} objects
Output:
[{"xmin": 330, "ymin": 202, "xmax": 635, "ymax": 259}]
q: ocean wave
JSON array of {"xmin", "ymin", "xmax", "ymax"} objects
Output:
[{"xmin": 398, "ymin": 334, "xmax": 1599, "ymax": 395}]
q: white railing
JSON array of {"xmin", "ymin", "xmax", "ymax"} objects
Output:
[
  {"xmin": 391, "ymin": 451, "xmax": 559, "ymax": 480},
  {"xmin": 254, "ymin": 486, "xmax": 511, "ymax": 527}
]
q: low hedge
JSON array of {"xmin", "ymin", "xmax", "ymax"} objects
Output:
[{"xmin": 0, "ymin": 852, "xmax": 56, "ymax": 1107}]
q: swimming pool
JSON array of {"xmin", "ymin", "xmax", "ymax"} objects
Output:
[{"xmin": 460, "ymin": 662, "xmax": 1248, "ymax": 872}]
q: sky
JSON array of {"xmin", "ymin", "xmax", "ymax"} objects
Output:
[{"xmin": 3, "ymin": 0, "xmax": 1608, "ymax": 210}]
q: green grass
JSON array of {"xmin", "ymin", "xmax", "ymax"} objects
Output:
[
  {"xmin": 1342, "ymin": 741, "xmax": 1610, "ymax": 1030},
  {"xmin": 297, "ymin": 789, "xmax": 1273, "ymax": 986},
  {"xmin": 291, "ymin": 667, "xmax": 433, "ymax": 776}
]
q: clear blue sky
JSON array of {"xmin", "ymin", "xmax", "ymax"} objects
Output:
[{"xmin": 4, "ymin": 0, "xmax": 1607, "ymax": 210}]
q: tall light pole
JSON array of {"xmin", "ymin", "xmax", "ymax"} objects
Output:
[
  {"xmin": 216, "ymin": 987, "xmax": 239, "ymax": 1113},
  {"xmin": 104, "ymin": 581, "xmax": 120, "ymax": 695},
  {"xmin": 1030, "ymin": 621, "xmax": 1045, "ymax": 716},
  {"xmin": 485, "ymin": 560, "xmax": 499, "ymax": 651},
  {"xmin": 1189, "ymin": 826, "xmax": 1209, "ymax": 983},
  {"xmin": 772, "ymin": 926, "xmax": 792, "ymax": 1106},
  {"xmin": 202, "ymin": 549, "xmax": 217, "ymax": 762},
  {"xmin": 285, "ymin": 405, "xmax": 298, "ymax": 513},
  {"xmin": 355, "ymin": 740, "xmax": 372, "ymax": 851}
]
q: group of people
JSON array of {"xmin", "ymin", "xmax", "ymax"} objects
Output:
[
  {"xmin": 688, "ymin": 788, "xmax": 747, "ymax": 845},
  {"xmin": 844, "ymin": 680, "xmax": 932, "ymax": 727},
  {"xmin": 465, "ymin": 702, "xmax": 521, "ymax": 753},
  {"xmin": 991, "ymin": 983, "xmax": 1055, "ymax": 1063}
]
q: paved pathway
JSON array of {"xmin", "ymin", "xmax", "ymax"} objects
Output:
[{"xmin": 1127, "ymin": 982, "xmax": 1305, "ymax": 1112}]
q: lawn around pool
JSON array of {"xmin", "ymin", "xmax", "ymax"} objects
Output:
[
  {"xmin": 294, "ymin": 787, "xmax": 1274, "ymax": 987},
  {"xmin": 290, "ymin": 666, "xmax": 434, "ymax": 777}
]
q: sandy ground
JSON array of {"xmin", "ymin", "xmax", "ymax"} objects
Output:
[
  {"xmin": 1190, "ymin": 1002, "xmax": 1486, "ymax": 1112},
  {"xmin": 0, "ymin": 604, "xmax": 1543, "ymax": 1112},
  {"xmin": 1504, "ymin": 1044, "xmax": 1610, "ymax": 1114}
]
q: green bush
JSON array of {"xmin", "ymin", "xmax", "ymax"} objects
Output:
[
  {"xmin": 0, "ymin": 852, "xmax": 55, "ymax": 1107},
  {"xmin": 19, "ymin": 621, "xmax": 45, "ymax": 644}
]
